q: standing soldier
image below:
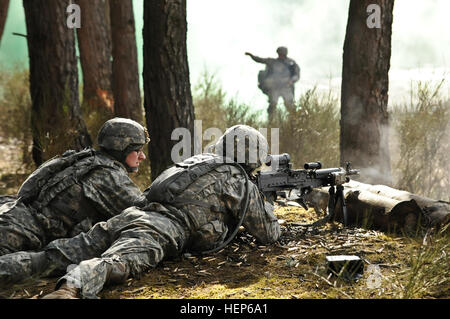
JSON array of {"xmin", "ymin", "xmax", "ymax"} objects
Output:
[
  {"xmin": 0, "ymin": 118, "xmax": 150, "ymax": 255},
  {"xmin": 245, "ymin": 46, "xmax": 300, "ymax": 122},
  {"xmin": 0, "ymin": 125, "xmax": 281, "ymax": 299}
]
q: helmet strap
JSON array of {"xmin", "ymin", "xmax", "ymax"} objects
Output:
[{"xmin": 100, "ymin": 148, "xmax": 137, "ymax": 173}]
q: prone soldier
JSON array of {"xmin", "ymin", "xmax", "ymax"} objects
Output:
[
  {"xmin": 0, "ymin": 125, "xmax": 281, "ymax": 298},
  {"xmin": 0, "ymin": 118, "xmax": 150, "ymax": 256}
]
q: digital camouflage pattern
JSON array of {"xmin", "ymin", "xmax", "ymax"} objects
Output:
[
  {"xmin": 212, "ymin": 125, "xmax": 269, "ymax": 172},
  {"xmin": 0, "ymin": 149, "xmax": 147, "ymax": 256},
  {"xmin": 0, "ymin": 159, "xmax": 280, "ymax": 298},
  {"xmin": 44, "ymin": 206, "xmax": 188, "ymax": 298},
  {"xmin": 97, "ymin": 117, "xmax": 150, "ymax": 152}
]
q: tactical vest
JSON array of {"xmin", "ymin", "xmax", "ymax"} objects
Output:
[
  {"xmin": 258, "ymin": 69, "xmax": 271, "ymax": 94},
  {"xmin": 17, "ymin": 148, "xmax": 122, "ymax": 209},
  {"xmin": 145, "ymin": 153, "xmax": 227, "ymax": 206},
  {"xmin": 258, "ymin": 59, "xmax": 298, "ymax": 94},
  {"xmin": 145, "ymin": 153, "xmax": 251, "ymax": 255}
]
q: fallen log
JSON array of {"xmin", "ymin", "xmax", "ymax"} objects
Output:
[
  {"xmin": 303, "ymin": 181, "xmax": 450, "ymax": 233},
  {"xmin": 344, "ymin": 181, "xmax": 450, "ymax": 228}
]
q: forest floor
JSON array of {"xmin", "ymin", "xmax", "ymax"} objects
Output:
[{"xmin": 0, "ymin": 138, "xmax": 448, "ymax": 299}]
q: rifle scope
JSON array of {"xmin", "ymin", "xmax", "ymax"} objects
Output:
[
  {"xmin": 265, "ymin": 153, "xmax": 290, "ymax": 168},
  {"xmin": 304, "ymin": 162, "xmax": 322, "ymax": 169}
]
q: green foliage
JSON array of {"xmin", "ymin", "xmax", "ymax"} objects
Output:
[
  {"xmin": 271, "ymin": 87, "xmax": 340, "ymax": 168},
  {"xmin": 0, "ymin": 65, "xmax": 34, "ymax": 172},
  {"xmin": 193, "ymin": 70, "xmax": 262, "ymax": 131},
  {"xmin": 391, "ymin": 80, "xmax": 450, "ymax": 201}
]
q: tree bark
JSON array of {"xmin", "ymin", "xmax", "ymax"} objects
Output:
[
  {"xmin": 109, "ymin": 0, "xmax": 143, "ymax": 123},
  {"xmin": 23, "ymin": 0, "xmax": 92, "ymax": 165},
  {"xmin": 340, "ymin": 0, "xmax": 394, "ymax": 185},
  {"xmin": 76, "ymin": 0, "xmax": 114, "ymax": 142},
  {"xmin": 0, "ymin": 0, "xmax": 9, "ymax": 46},
  {"xmin": 143, "ymin": 0, "xmax": 195, "ymax": 180},
  {"xmin": 305, "ymin": 181, "xmax": 450, "ymax": 233}
]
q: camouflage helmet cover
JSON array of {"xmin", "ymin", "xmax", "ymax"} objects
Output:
[
  {"xmin": 213, "ymin": 124, "xmax": 269, "ymax": 171},
  {"xmin": 97, "ymin": 117, "xmax": 150, "ymax": 152}
]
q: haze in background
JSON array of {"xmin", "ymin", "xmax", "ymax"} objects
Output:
[{"xmin": 1, "ymin": 0, "xmax": 449, "ymax": 112}]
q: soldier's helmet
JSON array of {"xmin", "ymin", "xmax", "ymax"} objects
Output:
[
  {"xmin": 276, "ymin": 46, "xmax": 288, "ymax": 56},
  {"xmin": 97, "ymin": 117, "xmax": 150, "ymax": 165},
  {"xmin": 213, "ymin": 125, "xmax": 269, "ymax": 173}
]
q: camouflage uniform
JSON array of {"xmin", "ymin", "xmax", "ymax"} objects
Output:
[
  {"xmin": 0, "ymin": 118, "xmax": 150, "ymax": 256},
  {"xmin": 248, "ymin": 48, "xmax": 300, "ymax": 119},
  {"xmin": 0, "ymin": 155, "xmax": 280, "ymax": 298},
  {"xmin": 0, "ymin": 149, "xmax": 147, "ymax": 256}
]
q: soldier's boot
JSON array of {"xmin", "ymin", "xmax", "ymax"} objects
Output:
[
  {"xmin": 41, "ymin": 282, "xmax": 80, "ymax": 299},
  {"xmin": 0, "ymin": 251, "xmax": 49, "ymax": 286},
  {"xmin": 105, "ymin": 259, "xmax": 130, "ymax": 285},
  {"xmin": 42, "ymin": 258, "xmax": 129, "ymax": 299}
]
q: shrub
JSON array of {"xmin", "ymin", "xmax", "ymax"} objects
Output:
[
  {"xmin": 274, "ymin": 87, "xmax": 340, "ymax": 168},
  {"xmin": 391, "ymin": 80, "xmax": 450, "ymax": 201},
  {"xmin": 193, "ymin": 72, "xmax": 340, "ymax": 169},
  {"xmin": 193, "ymin": 70, "xmax": 263, "ymax": 151}
]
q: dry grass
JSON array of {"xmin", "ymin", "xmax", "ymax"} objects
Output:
[
  {"xmin": 391, "ymin": 80, "xmax": 450, "ymax": 201},
  {"xmin": 1, "ymin": 204, "xmax": 447, "ymax": 299}
]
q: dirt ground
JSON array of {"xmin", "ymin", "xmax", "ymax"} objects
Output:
[
  {"xmin": 1, "ymin": 206, "xmax": 448, "ymax": 300},
  {"xmin": 0, "ymin": 139, "xmax": 448, "ymax": 299}
]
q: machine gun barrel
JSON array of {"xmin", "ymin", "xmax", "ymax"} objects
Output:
[
  {"xmin": 254, "ymin": 153, "xmax": 360, "ymax": 227},
  {"xmin": 314, "ymin": 167, "xmax": 342, "ymax": 178}
]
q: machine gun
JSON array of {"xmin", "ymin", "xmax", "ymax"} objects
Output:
[{"xmin": 254, "ymin": 153, "xmax": 359, "ymax": 226}]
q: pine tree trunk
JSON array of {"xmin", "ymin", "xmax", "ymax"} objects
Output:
[
  {"xmin": 23, "ymin": 0, "xmax": 92, "ymax": 165},
  {"xmin": 109, "ymin": 0, "xmax": 143, "ymax": 123},
  {"xmin": 76, "ymin": 0, "xmax": 114, "ymax": 139},
  {"xmin": 143, "ymin": 0, "xmax": 195, "ymax": 180},
  {"xmin": 0, "ymin": 0, "xmax": 9, "ymax": 46},
  {"xmin": 340, "ymin": 0, "xmax": 394, "ymax": 185}
]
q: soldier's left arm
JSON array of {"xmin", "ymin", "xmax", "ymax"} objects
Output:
[
  {"xmin": 223, "ymin": 172, "xmax": 280, "ymax": 244},
  {"xmin": 241, "ymin": 182, "xmax": 281, "ymax": 244}
]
